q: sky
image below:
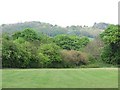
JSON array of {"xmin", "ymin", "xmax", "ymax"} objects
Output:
[{"xmin": 0, "ymin": 0, "xmax": 119, "ymax": 27}]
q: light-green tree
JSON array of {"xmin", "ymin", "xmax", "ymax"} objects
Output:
[{"xmin": 38, "ymin": 43, "xmax": 62, "ymax": 67}]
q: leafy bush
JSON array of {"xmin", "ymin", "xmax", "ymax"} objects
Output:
[
  {"xmin": 38, "ymin": 43, "xmax": 62, "ymax": 67},
  {"xmin": 54, "ymin": 34, "xmax": 89, "ymax": 50},
  {"xmin": 101, "ymin": 45, "xmax": 120, "ymax": 65},
  {"xmin": 2, "ymin": 39, "xmax": 31, "ymax": 68},
  {"xmin": 61, "ymin": 50, "xmax": 88, "ymax": 67},
  {"xmin": 100, "ymin": 25, "xmax": 120, "ymax": 65},
  {"xmin": 37, "ymin": 53, "xmax": 50, "ymax": 68},
  {"xmin": 12, "ymin": 28, "xmax": 41, "ymax": 41}
]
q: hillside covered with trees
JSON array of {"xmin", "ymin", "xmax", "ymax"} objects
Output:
[{"xmin": 1, "ymin": 21, "xmax": 109, "ymax": 38}]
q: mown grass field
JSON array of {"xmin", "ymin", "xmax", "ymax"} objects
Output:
[{"xmin": 2, "ymin": 68, "xmax": 118, "ymax": 88}]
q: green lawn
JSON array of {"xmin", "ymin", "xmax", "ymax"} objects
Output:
[{"xmin": 2, "ymin": 68, "xmax": 118, "ymax": 88}]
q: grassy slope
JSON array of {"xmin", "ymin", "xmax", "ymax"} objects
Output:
[{"xmin": 2, "ymin": 68, "xmax": 118, "ymax": 88}]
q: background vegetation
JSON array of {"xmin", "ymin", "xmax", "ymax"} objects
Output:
[{"xmin": 1, "ymin": 22, "xmax": 119, "ymax": 68}]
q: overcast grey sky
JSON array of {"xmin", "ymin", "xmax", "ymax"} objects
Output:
[{"xmin": 0, "ymin": 0, "xmax": 119, "ymax": 26}]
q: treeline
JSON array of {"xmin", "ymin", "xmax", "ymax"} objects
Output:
[
  {"xmin": 2, "ymin": 25, "xmax": 120, "ymax": 68},
  {"xmin": 2, "ymin": 29, "xmax": 89, "ymax": 68},
  {"xmin": 1, "ymin": 21, "xmax": 105, "ymax": 38}
]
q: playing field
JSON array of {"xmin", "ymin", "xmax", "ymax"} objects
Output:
[{"xmin": 2, "ymin": 68, "xmax": 118, "ymax": 88}]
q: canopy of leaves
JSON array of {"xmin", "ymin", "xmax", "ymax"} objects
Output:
[
  {"xmin": 38, "ymin": 43, "xmax": 62, "ymax": 67},
  {"xmin": 100, "ymin": 25, "xmax": 120, "ymax": 65},
  {"xmin": 2, "ymin": 39, "xmax": 31, "ymax": 68},
  {"xmin": 12, "ymin": 28, "xmax": 41, "ymax": 41},
  {"xmin": 100, "ymin": 25, "xmax": 120, "ymax": 45},
  {"xmin": 54, "ymin": 34, "xmax": 89, "ymax": 50}
]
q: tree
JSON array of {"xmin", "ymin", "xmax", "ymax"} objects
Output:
[
  {"xmin": 100, "ymin": 25, "xmax": 120, "ymax": 64},
  {"xmin": 54, "ymin": 34, "xmax": 89, "ymax": 50},
  {"xmin": 12, "ymin": 28, "xmax": 41, "ymax": 41},
  {"xmin": 38, "ymin": 43, "xmax": 62, "ymax": 67},
  {"xmin": 2, "ymin": 39, "xmax": 31, "ymax": 68}
]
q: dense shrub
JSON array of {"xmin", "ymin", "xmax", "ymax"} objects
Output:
[
  {"xmin": 54, "ymin": 34, "xmax": 89, "ymax": 50},
  {"xmin": 2, "ymin": 39, "xmax": 31, "ymax": 68},
  {"xmin": 100, "ymin": 25, "xmax": 120, "ymax": 65},
  {"xmin": 38, "ymin": 43, "xmax": 62, "ymax": 67},
  {"xmin": 101, "ymin": 45, "xmax": 120, "ymax": 65},
  {"xmin": 12, "ymin": 28, "xmax": 41, "ymax": 41},
  {"xmin": 61, "ymin": 50, "xmax": 88, "ymax": 67},
  {"xmin": 28, "ymin": 53, "xmax": 50, "ymax": 68},
  {"xmin": 37, "ymin": 53, "xmax": 50, "ymax": 68}
]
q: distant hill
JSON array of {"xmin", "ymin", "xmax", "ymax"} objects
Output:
[
  {"xmin": 93, "ymin": 22, "xmax": 109, "ymax": 29},
  {"xmin": 1, "ymin": 21, "xmax": 109, "ymax": 38}
]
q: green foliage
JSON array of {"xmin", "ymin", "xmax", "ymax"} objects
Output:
[
  {"xmin": 54, "ymin": 34, "xmax": 89, "ymax": 50},
  {"xmin": 38, "ymin": 43, "xmax": 62, "ymax": 67},
  {"xmin": 13, "ymin": 37, "xmax": 26, "ymax": 44},
  {"xmin": 2, "ymin": 21, "xmax": 104, "ymax": 38},
  {"xmin": 2, "ymin": 39, "xmax": 31, "ymax": 68},
  {"xmin": 101, "ymin": 45, "xmax": 120, "ymax": 65},
  {"xmin": 38, "ymin": 53, "xmax": 50, "ymax": 68},
  {"xmin": 100, "ymin": 25, "xmax": 120, "ymax": 65},
  {"xmin": 2, "ymin": 33, "xmax": 11, "ymax": 40},
  {"xmin": 12, "ymin": 28, "xmax": 40, "ymax": 41},
  {"xmin": 100, "ymin": 25, "xmax": 120, "ymax": 44},
  {"xmin": 40, "ymin": 34, "xmax": 54, "ymax": 44},
  {"xmin": 2, "ymin": 26, "xmax": 117, "ymax": 68}
]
